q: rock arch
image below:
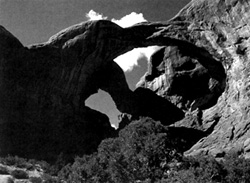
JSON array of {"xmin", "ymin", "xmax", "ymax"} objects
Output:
[
  {"xmin": 0, "ymin": 19, "xmax": 226, "ymax": 159},
  {"xmin": 46, "ymin": 20, "xmax": 225, "ymax": 117}
]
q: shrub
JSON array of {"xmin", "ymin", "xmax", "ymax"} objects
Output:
[
  {"xmin": 59, "ymin": 118, "xmax": 182, "ymax": 182},
  {"xmin": 5, "ymin": 118, "xmax": 250, "ymax": 183},
  {"xmin": 10, "ymin": 169, "xmax": 29, "ymax": 179},
  {"xmin": 166, "ymin": 155, "xmax": 227, "ymax": 182},
  {"xmin": 162, "ymin": 153, "xmax": 250, "ymax": 183},
  {"xmin": 41, "ymin": 174, "xmax": 59, "ymax": 183},
  {"xmin": 0, "ymin": 165, "xmax": 9, "ymax": 175},
  {"xmin": 44, "ymin": 153, "xmax": 68, "ymax": 176},
  {"xmin": 223, "ymin": 152, "xmax": 250, "ymax": 183},
  {"xmin": 0, "ymin": 155, "xmax": 53, "ymax": 173},
  {"xmin": 29, "ymin": 177, "xmax": 43, "ymax": 183},
  {"xmin": 0, "ymin": 155, "xmax": 28, "ymax": 168}
]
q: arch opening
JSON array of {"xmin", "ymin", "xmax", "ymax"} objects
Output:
[
  {"xmin": 85, "ymin": 46, "xmax": 162, "ymax": 128},
  {"xmin": 85, "ymin": 90, "xmax": 121, "ymax": 129}
]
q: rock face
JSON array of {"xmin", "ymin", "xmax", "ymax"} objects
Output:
[
  {"xmin": 1, "ymin": 0, "xmax": 250, "ymax": 160},
  {"xmin": 138, "ymin": 45, "xmax": 224, "ymax": 111},
  {"xmin": 138, "ymin": 0, "xmax": 250, "ymax": 157}
]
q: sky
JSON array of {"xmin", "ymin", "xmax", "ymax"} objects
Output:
[{"xmin": 0, "ymin": 0, "xmax": 190, "ymax": 128}]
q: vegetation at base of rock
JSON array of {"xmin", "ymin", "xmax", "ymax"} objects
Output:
[
  {"xmin": 29, "ymin": 177, "xmax": 43, "ymax": 183},
  {"xmin": 1, "ymin": 118, "xmax": 250, "ymax": 182},
  {"xmin": 58, "ymin": 152, "xmax": 250, "ymax": 183},
  {"xmin": 0, "ymin": 156, "xmax": 50, "ymax": 171},
  {"xmin": 165, "ymin": 154, "xmax": 250, "ymax": 183},
  {"xmin": 54, "ymin": 118, "xmax": 250, "ymax": 183},
  {"xmin": 0, "ymin": 165, "xmax": 9, "ymax": 175},
  {"xmin": 57, "ymin": 118, "xmax": 181, "ymax": 182},
  {"xmin": 0, "ymin": 156, "xmax": 30, "ymax": 168},
  {"xmin": 10, "ymin": 169, "xmax": 29, "ymax": 179}
]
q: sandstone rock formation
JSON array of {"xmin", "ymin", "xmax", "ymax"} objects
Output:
[
  {"xmin": 1, "ymin": 0, "xmax": 250, "ymax": 160},
  {"xmin": 138, "ymin": 0, "xmax": 250, "ymax": 158},
  {"xmin": 0, "ymin": 20, "xmax": 187, "ymax": 160}
]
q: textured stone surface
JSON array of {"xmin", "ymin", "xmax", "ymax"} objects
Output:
[
  {"xmin": 138, "ymin": 45, "xmax": 223, "ymax": 111},
  {"xmin": 2, "ymin": 0, "xmax": 250, "ymax": 160},
  {"xmin": 138, "ymin": 0, "xmax": 250, "ymax": 157}
]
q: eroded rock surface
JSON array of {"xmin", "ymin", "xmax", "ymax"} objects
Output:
[
  {"xmin": 138, "ymin": 45, "xmax": 224, "ymax": 111},
  {"xmin": 138, "ymin": 0, "xmax": 250, "ymax": 157}
]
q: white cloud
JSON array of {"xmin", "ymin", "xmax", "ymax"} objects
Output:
[
  {"xmin": 112, "ymin": 13, "xmax": 161, "ymax": 72},
  {"xmin": 114, "ymin": 46, "xmax": 161, "ymax": 72},
  {"xmin": 111, "ymin": 12, "xmax": 147, "ymax": 28},
  {"xmin": 86, "ymin": 10, "xmax": 160, "ymax": 72},
  {"xmin": 86, "ymin": 10, "xmax": 146, "ymax": 28},
  {"xmin": 86, "ymin": 10, "xmax": 107, "ymax": 21}
]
